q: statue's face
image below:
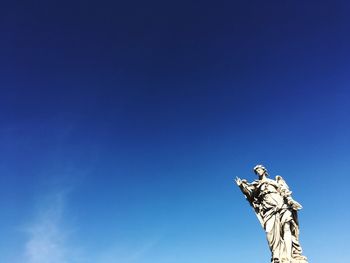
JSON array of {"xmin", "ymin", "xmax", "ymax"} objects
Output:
[{"xmin": 255, "ymin": 167, "xmax": 266, "ymax": 177}]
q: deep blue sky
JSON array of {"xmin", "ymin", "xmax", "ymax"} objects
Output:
[{"xmin": 1, "ymin": 1, "xmax": 349, "ymax": 262}]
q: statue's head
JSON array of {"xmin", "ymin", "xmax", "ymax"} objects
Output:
[{"xmin": 253, "ymin": 164, "xmax": 268, "ymax": 177}]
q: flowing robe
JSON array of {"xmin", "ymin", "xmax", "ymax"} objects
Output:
[{"xmin": 238, "ymin": 176, "xmax": 307, "ymax": 263}]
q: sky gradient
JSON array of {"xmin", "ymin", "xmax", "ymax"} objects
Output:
[{"xmin": 1, "ymin": 1, "xmax": 350, "ymax": 262}]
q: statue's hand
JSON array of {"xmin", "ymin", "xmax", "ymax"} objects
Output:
[
  {"xmin": 235, "ymin": 176, "xmax": 242, "ymax": 186},
  {"xmin": 235, "ymin": 177, "xmax": 247, "ymax": 186}
]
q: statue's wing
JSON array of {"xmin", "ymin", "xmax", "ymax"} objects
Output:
[
  {"xmin": 275, "ymin": 175, "xmax": 289, "ymax": 189},
  {"xmin": 276, "ymin": 175, "xmax": 292, "ymax": 196}
]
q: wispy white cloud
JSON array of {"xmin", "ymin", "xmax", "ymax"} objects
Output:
[
  {"xmin": 22, "ymin": 191, "xmax": 83, "ymax": 263},
  {"xmin": 21, "ymin": 188, "xmax": 161, "ymax": 263}
]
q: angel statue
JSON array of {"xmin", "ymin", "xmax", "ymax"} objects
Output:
[{"xmin": 235, "ymin": 165, "xmax": 308, "ymax": 263}]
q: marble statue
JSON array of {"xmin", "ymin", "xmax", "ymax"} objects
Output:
[{"xmin": 235, "ymin": 165, "xmax": 308, "ymax": 263}]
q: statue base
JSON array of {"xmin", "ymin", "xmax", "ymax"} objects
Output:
[{"xmin": 272, "ymin": 256, "xmax": 308, "ymax": 263}]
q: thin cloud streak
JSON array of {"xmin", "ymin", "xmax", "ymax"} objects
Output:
[
  {"xmin": 125, "ymin": 237, "xmax": 161, "ymax": 262},
  {"xmin": 23, "ymin": 191, "xmax": 81, "ymax": 263},
  {"xmin": 95, "ymin": 236, "xmax": 162, "ymax": 263}
]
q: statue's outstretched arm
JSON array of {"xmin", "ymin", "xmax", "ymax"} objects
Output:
[{"xmin": 235, "ymin": 177, "xmax": 255, "ymax": 201}]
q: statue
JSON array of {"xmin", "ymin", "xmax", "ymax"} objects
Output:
[{"xmin": 235, "ymin": 165, "xmax": 308, "ymax": 263}]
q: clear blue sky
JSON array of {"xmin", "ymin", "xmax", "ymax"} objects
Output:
[{"xmin": 1, "ymin": 1, "xmax": 349, "ymax": 262}]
